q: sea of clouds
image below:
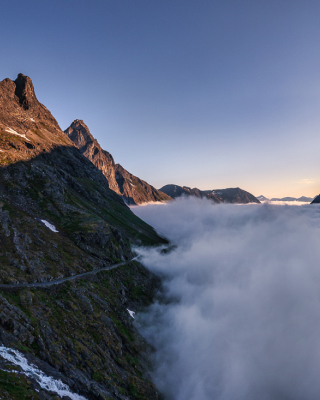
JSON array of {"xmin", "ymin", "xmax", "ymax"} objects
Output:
[{"xmin": 132, "ymin": 197, "xmax": 320, "ymax": 400}]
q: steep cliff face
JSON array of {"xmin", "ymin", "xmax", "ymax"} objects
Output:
[
  {"xmin": 0, "ymin": 73, "xmax": 61, "ymax": 137},
  {"xmin": 65, "ymin": 120, "xmax": 171, "ymax": 205},
  {"xmin": 64, "ymin": 120, "xmax": 119, "ymax": 193},
  {"xmin": 115, "ymin": 163, "xmax": 170, "ymax": 205},
  {"xmin": 0, "ymin": 74, "xmax": 167, "ymax": 400},
  {"xmin": 160, "ymin": 184, "xmax": 260, "ymax": 204}
]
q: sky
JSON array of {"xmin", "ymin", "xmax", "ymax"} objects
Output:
[
  {"xmin": 1, "ymin": 0, "xmax": 320, "ymax": 198},
  {"xmin": 133, "ymin": 199, "xmax": 320, "ymax": 399}
]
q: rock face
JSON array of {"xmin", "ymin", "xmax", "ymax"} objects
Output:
[
  {"xmin": 160, "ymin": 184, "xmax": 260, "ymax": 204},
  {"xmin": 65, "ymin": 120, "xmax": 171, "ymax": 205},
  {"xmin": 64, "ymin": 120, "xmax": 119, "ymax": 193},
  {"xmin": 0, "ymin": 73, "xmax": 167, "ymax": 400},
  {"xmin": 0, "ymin": 73, "xmax": 61, "ymax": 135},
  {"xmin": 114, "ymin": 163, "xmax": 171, "ymax": 205}
]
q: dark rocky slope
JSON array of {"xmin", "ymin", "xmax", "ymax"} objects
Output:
[
  {"xmin": 160, "ymin": 184, "xmax": 260, "ymax": 204},
  {"xmin": 0, "ymin": 74, "xmax": 167, "ymax": 400},
  {"xmin": 311, "ymin": 195, "xmax": 320, "ymax": 204},
  {"xmin": 65, "ymin": 120, "xmax": 171, "ymax": 205}
]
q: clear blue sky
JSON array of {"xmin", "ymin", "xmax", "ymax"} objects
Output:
[{"xmin": 1, "ymin": 0, "xmax": 320, "ymax": 198}]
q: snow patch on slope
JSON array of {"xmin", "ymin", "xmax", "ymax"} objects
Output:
[
  {"xmin": 0, "ymin": 346, "xmax": 86, "ymax": 399},
  {"xmin": 127, "ymin": 309, "xmax": 135, "ymax": 319},
  {"xmin": 41, "ymin": 220, "xmax": 58, "ymax": 232},
  {"xmin": 5, "ymin": 127, "xmax": 30, "ymax": 141}
]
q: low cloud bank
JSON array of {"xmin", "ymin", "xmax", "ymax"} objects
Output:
[
  {"xmin": 262, "ymin": 200, "xmax": 309, "ymax": 206},
  {"xmin": 132, "ymin": 197, "xmax": 320, "ymax": 400}
]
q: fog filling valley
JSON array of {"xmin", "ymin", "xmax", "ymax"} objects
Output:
[{"xmin": 132, "ymin": 198, "xmax": 320, "ymax": 400}]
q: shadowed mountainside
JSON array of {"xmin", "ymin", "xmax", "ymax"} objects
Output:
[
  {"xmin": 0, "ymin": 73, "xmax": 167, "ymax": 400},
  {"xmin": 160, "ymin": 184, "xmax": 260, "ymax": 204},
  {"xmin": 311, "ymin": 195, "xmax": 320, "ymax": 204},
  {"xmin": 65, "ymin": 119, "xmax": 171, "ymax": 205}
]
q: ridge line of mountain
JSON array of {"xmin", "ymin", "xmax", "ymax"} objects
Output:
[
  {"xmin": 0, "ymin": 73, "xmax": 166, "ymax": 400},
  {"xmin": 159, "ymin": 184, "xmax": 260, "ymax": 204},
  {"xmin": 64, "ymin": 119, "xmax": 171, "ymax": 205},
  {"xmin": 257, "ymin": 195, "xmax": 315, "ymax": 202}
]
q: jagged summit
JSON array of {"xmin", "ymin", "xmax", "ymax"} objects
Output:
[
  {"xmin": 66, "ymin": 119, "xmax": 95, "ymax": 147},
  {"xmin": 0, "ymin": 73, "xmax": 61, "ymax": 144},
  {"xmin": 0, "ymin": 74, "xmax": 75, "ymax": 168},
  {"xmin": 65, "ymin": 119, "xmax": 171, "ymax": 205},
  {"xmin": 14, "ymin": 73, "xmax": 37, "ymax": 110},
  {"xmin": 65, "ymin": 119, "xmax": 118, "ymax": 192}
]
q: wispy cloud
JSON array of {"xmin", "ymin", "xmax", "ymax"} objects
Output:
[{"xmin": 299, "ymin": 178, "xmax": 317, "ymax": 185}]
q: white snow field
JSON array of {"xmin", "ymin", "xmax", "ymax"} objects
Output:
[{"xmin": 5, "ymin": 127, "xmax": 30, "ymax": 141}]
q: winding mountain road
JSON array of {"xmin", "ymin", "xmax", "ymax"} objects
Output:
[{"xmin": 0, "ymin": 256, "xmax": 140, "ymax": 289}]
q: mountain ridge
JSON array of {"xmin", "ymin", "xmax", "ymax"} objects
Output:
[
  {"xmin": 258, "ymin": 195, "xmax": 314, "ymax": 202},
  {"xmin": 0, "ymin": 73, "xmax": 166, "ymax": 400},
  {"xmin": 65, "ymin": 120, "xmax": 171, "ymax": 205},
  {"xmin": 160, "ymin": 184, "xmax": 260, "ymax": 204}
]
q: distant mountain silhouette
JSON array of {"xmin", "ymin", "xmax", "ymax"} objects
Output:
[
  {"xmin": 271, "ymin": 197, "xmax": 297, "ymax": 201},
  {"xmin": 270, "ymin": 196, "xmax": 313, "ymax": 202},
  {"xmin": 257, "ymin": 195, "xmax": 269, "ymax": 201},
  {"xmin": 297, "ymin": 196, "xmax": 314, "ymax": 202},
  {"xmin": 160, "ymin": 185, "xmax": 260, "ymax": 204}
]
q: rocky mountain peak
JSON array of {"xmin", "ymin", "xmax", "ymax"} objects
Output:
[
  {"xmin": 65, "ymin": 120, "xmax": 118, "ymax": 192},
  {"xmin": 65, "ymin": 119, "xmax": 95, "ymax": 149},
  {"xmin": 0, "ymin": 73, "xmax": 61, "ymax": 134},
  {"xmin": 14, "ymin": 73, "xmax": 37, "ymax": 110}
]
